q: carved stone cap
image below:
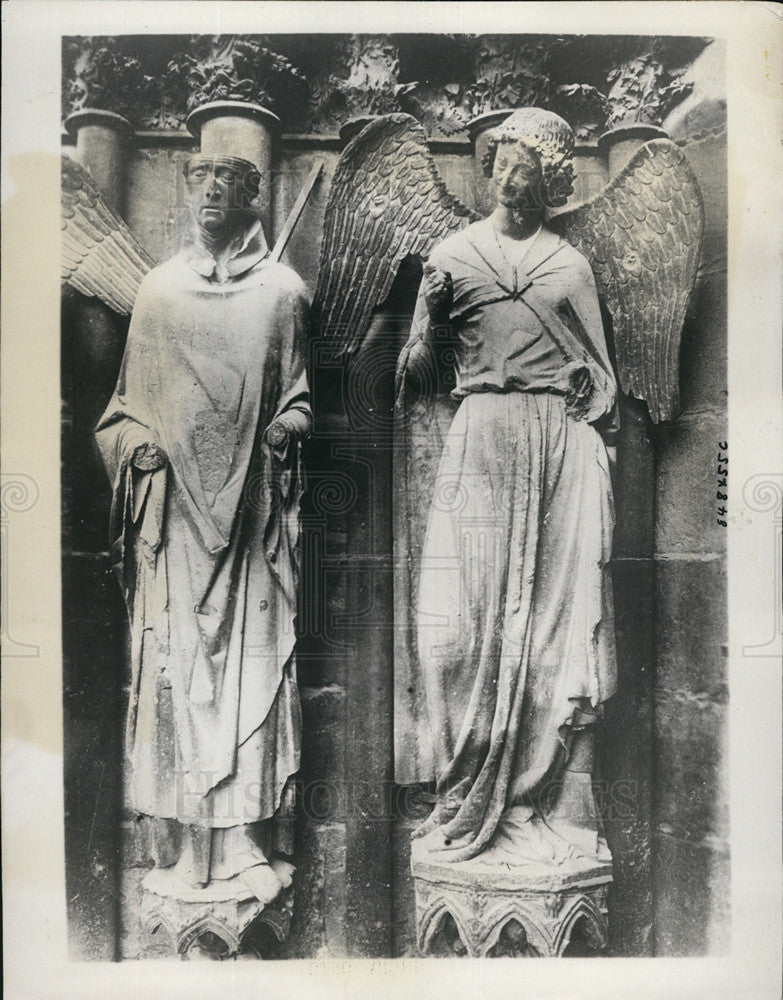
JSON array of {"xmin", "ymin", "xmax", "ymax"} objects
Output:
[
  {"xmin": 63, "ymin": 108, "xmax": 133, "ymax": 138},
  {"xmin": 186, "ymin": 100, "xmax": 282, "ymax": 140},
  {"xmin": 338, "ymin": 116, "xmax": 382, "ymax": 148},
  {"xmin": 597, "ymin": 123, "xmax": 668, "ymax": 157},
  {"xmin": 465, "ymin": 109, "xmax": 513, "ymax": 147}
]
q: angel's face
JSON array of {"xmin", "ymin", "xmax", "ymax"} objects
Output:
[
  {"xmin": 184, "ymin": 156, "xmax": 259, "ymax": 235},
  {"xmin": 491, "ymin": 142, "xmax": 544, "ymax": 214}
]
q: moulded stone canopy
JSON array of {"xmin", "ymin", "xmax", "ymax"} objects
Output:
[
  {"xmin": 465, "ymin": 108, "xmax": 514, "ymax": 147},
  {"xmin": 597, "ymin": 122, "xmax": 669, "ymax": 178},
  {"xmin": 338, "ymin": 115, "xmax": 383, "ymax": 148},
  {"xmin": 186, "ymin": 100, "xmax": 281, "ymax": 171},
  {"xmin": 597, "ymin": 122, "xmax": 668, "ymax": 157},
  {"xmin": 63, "ymin": 108, "xmax": 133, "ymax": 138}
]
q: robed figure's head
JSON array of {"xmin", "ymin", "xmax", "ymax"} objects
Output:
[{"xmin": 183, "ymin": 155, "xmax": 261, "ymax": 240}]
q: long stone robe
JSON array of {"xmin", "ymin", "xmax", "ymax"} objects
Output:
[
  {"xmin": 397, "ymin": 220, "xmax": 618, "ymax": 863},
  {"xmin": 96, "ymin": 229, "xmax": 311, "ymax": 834}
]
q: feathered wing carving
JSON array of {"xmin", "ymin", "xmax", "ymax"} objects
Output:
[
  {"xmin": 61, "ymin": 154, "xmax": 153, "ymax": 316},
  {"xmin": 310, "ymin": 120, "xmax": 705, "ymax": 783},
  {"xmin": 311, "ymin": 113, "xmax": 477, "ymax": 784},
  {"xmin": 313, "ymin": 113, "xmax": 479, "ymax": 356},
  {"xmin": 550, "ymin": 138, "xmax": 704, "ymax": 422}
]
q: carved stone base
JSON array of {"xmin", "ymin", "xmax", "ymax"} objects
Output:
[
  {"xmin": 411, "ymin": 837, "xmax": 612, "ymax": 957},
  {"xmin": 140, "ymin": 865, "xmax": 294, "ymax": 959}
]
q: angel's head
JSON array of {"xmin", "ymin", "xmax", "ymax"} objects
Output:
[
  {"xmin": 183, "ymin": 155, "xmax": 261, "ymax": 237},
  {"xmin": 482, "ymin": 108, "xmax": 575, "ymax": 211}
]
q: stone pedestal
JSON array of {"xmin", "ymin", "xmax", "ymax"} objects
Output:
[
  {"xmin": 140, "ymin": 866, "xmax": 294, "ymax": 959},
  {"xmin": 411, "ymin": 838, "xmax": 611, "ymax": 957}
]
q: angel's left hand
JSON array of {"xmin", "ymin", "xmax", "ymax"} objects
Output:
[{"xmin": 567, "ymin": 364, "xmax": 593, "ymax": 401}]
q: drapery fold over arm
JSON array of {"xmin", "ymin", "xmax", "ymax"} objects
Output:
[{"xmin": 262, "ymin": 291, "xmax": 312, "ymax": 608}]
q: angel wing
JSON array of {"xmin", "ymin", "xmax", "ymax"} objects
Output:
[
  {"xmin": 550, "ymin": 139, "xmax": 704, "ymax": 422},
  {"xmin": 61, "ymin": 154, "xmax": 153, "ymax": 316},
  {"xmin": 313, "ymin": 113, "xmax": 479, "ymax": 357}
]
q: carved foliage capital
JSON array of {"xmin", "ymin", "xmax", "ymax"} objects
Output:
[
  {"xmin": 63, "ymin": 37, "xmax": 156, "ymax": 128},
  {"xmin": 62, "ymin": 33, "xmax": 712, "ymax": 138},
  {"xmin": 606, "ymin": 52, "xmax": 692, "ymax": 128}
]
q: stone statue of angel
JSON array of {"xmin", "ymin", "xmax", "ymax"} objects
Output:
[{"xmin": 313, "ymin": 109, "xmax": 703, "ymax": 877}]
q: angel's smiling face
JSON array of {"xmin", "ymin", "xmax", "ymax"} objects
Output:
[
  {"xmin": 491, "ymin": 142, "xmax": 544, "ymax": 213},
  {"xmin": 185, "ymin": 157, "xmax": 259, "ymax": 235}
]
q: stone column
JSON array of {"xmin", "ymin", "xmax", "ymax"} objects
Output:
[
  {"xmin": 330, "ymin": 119, "xmax": 397, "ymax": 958},
  {"xmin": 62, "ymin": 106, "xmax": 134, "ymax": 961},
  {"xmin": 186, "ymin": 100, "xmax": 280, "ymax": 241},
  {"xmin": 64, "ymin": 108, "xmax": 132, "ymax": 213},
  {"xmin": 598, "ymin": 123, "xmax": 668, "ymax": 177},
  {"xmin": 593, "ymin": 121, "xmax": 665, "ymax": 956}
]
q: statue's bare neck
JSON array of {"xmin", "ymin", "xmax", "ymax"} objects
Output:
[{"xmin": 491, "ymin": 204, "xmax": 544, "ymax": 241}]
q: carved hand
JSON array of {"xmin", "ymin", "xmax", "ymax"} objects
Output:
[
  {"xmin": 131, "ymin": 442, "xmax": 167, "ymax": 471},
  {"xmin": 423, "ymin": 263, "xmax": 453, "ymax": 323},
  {"xmin": 266, "ymin": 414, "xmax": 309, "ymax": 451},
  {"xmin": 565, "ymin": 364, "xmax": 593, "ymax": 403},
  {"xmin": 265, "ymin": 421, "xmax": 291, "ymax": 449}
]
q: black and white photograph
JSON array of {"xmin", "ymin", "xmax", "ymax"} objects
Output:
[{"xmin": 2, "ymin": 3, "xmax": 781, "ymax": 998}]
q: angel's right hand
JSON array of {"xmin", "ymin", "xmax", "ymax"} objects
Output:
[
  {"xmin": 131, "ymin": 442, "xmax": 167, "ymax": 472},
  {"xmin": 423, "ymin": 263, "xmax": 453, "ymax": 322}
]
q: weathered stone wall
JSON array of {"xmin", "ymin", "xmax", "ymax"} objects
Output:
[
  {"xmin": 61, "ymin": 33, "xmax": 727, "ymax": 960},
  {"xmin": 653, "ymin": 42, "xmax": 729, "ymax": 954}
]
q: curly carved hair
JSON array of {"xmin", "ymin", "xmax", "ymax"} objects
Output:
[{"xmin": 481, "ymin": 108, "xmax": 576, "ymax": 209}]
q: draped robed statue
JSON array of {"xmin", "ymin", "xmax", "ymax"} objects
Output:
[{"xmin": 69, "ymin": 150, "xmax": 312, "ymax": 909}]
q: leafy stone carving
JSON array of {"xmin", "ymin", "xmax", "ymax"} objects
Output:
[
  {"xmin": 62, "ymin": 37, "xmax": 157, "ymax": 128},
  {"xmin": 305, "ymin": 35, "xmax": 404, "ymax": 135},
  {"xmin": 147, "ymin": 50, "xmax": 194, "ymax": 130},
  {"xmin": 606, "ymin": 52, "xmax": 693, "ymax": 128},
  {"xmin": 397, "ymin": 36, "xmax": 549, "ymax": 137},
  {"xmin": 62, "ymin": 33, "xmax": 712, "ymax": 139},
  {"xmin": 171, "ymin": 35, "xmax": 309, "ymax": 128},
  {"xmin": 549, "ymin": 84, "xmax": 608, "ymax": 140}
]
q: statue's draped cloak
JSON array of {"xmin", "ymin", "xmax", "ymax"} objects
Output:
[
  {"xmin": 394, "ymin": 221, "xmax": 618, "ymax": 861},
  {"xmin": 96, "ymin": 247, "xmax": 311, "ymax": 829}
]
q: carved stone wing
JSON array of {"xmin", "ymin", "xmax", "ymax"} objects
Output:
[
  {"xmin": 550, "ymin": 139, "xmax": 704, "ymax": 422},
  {"xmin": 313, "ymin": 113, "xmax": 478, "ymax": 356},
  {"xmin": 61, "ymin": 154, "xmax": 153, "ymax": 315}
]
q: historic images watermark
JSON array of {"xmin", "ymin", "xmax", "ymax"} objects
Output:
[
  {"xmin": 166, "ymin": 770, "xmax": 644, "ymax": 828},
  {"xmin": 741, "ymin": 473, "xmax": 783, "ymax": 659},
  {"xmin": 1, "ymin": 473, "xmax": 41, "ymax": 658}
]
